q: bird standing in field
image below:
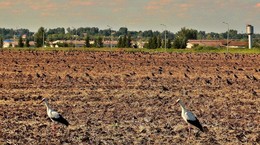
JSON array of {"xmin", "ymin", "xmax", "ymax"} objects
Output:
[
  {"xmin": 40, "ymin": 98, "xmax": 69, "ymax": 131},
  {"xmin": 175, "ymin": 99, "xmax": 203, "ymax": 138}
]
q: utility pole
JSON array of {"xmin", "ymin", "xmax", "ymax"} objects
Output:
[
  {"xmin": 223, "ymin": 22, "xmax": 229, "ymax": 52},
  {"xmin": 107, "ymin": 25, "xmax": 112, "ymax": 49},
  {"xmin": 72, "ymin": 27, "xmax": 77, "ymax": 48},
  {"xmin": 43, "ymin": 28, "xmax": 45, "ymax": 47},
  {"xmin": 161, "ymin": 24, "xmax": 167, "ymax": 51},
  {"xmin": 1, "ymin": 28, "xmax": 4, "ymax": 40},
  {"xmin": 15, "ymin": 27, "xmax": 18, "ymax": 47}
]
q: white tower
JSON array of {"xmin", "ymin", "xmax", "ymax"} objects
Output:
[{"xmin": 246, "ymin": 25, "xmax": 254, "ymax": 49}]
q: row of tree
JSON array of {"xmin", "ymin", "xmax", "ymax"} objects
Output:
[
  {"xmin": 117, "ymin": 35, "xmax": 132, "ymax": 48},
  {"xmin": 32, "ymin": 27, "xmax": 105, "ymax": 48},
  {"xmin": 18, "ymin": 36, "xmax": 30, "ymax": 47},
  {"xmin": 144, "ymin": 28, "xmax": 197, "ymax": 49},
  {"xmin": 1, "ymin": 26, "xmax": 260, "ymax": 48},
  {"xmin": 0, "ymin": 36, "xmax": 30, "ymax": 48},
  {"xmin": 0, "ymin": 27, "xmax": 173, "ymax": 41},
  {"xmin": 1, "ymin": 26, "xmax": 254, "ymax": 41}
]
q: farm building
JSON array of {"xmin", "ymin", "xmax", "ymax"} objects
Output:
[
  {"xmin": 50, "ymin": 40, "xmax": 87, "ymax": 47},
  {"xmin": 103, "ymin": 40, "xmax": 118, "ymax": 48},
  {"xmin": 187, "ymin": 40, "xmax": 248, "ymax": 48},
  {"xmin": 3, "ymin": 40, "xmax": 35, "ymax": 48},
  {"xmin": 3, "ymin": 40, "xmax": 15, "ymax": 48}
]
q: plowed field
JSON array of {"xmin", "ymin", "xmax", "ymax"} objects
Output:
[{"xmin": 0, "ymin": 50, "xmax": 259, "ymax": 144}]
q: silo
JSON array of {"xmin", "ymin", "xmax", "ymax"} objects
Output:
[{"xmin": 246, "ymin": 25, "xmax": 254, "ymax": 49}]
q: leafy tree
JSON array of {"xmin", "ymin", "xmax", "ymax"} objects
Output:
[
  {"xmin": 25, "ymin": 38, "xmax": 30, "ymax": 47},
  {"xmin": 228, "ymin": 29, "xmax": 238, "ymax": 39},
  {"xmin": 0, "ymin": 28, "xmax": 32, "ymax": 40},
  {"xmin": 157, "ymin": 36, "xmax": 162, "ymax": 48},
  {"xmin": 64, "ymin": 33, "xmax": 72, "ymax": 41},
  {"xmin": 147, "ymin": 37, "xmax": 152, "ymax": 49},
  {"xmin": 117, "ymin": 35, "xmax": 132, "ymax": 48},
  {"xmin": 220, "ymin": 30, "xmax": 240, "ymax": 40},
  {"xmin": 98, "ymin": 37, "xmax": 103, "ymax": 48},
  {"xmin": 162, "ymin": 39, "xmax": 166, "ymax": 48},
  {"xmin": 152, "ymin": 36, "xmax": 158, "ymax": 49},
  {"xmin": 94, "ymin": 36, "xmax": 103, "ymax": 48},
  {"xmin": 94, "ymin": 39, "xmax": 97, "ymax": 47},
  {"xmin": 18, "ymin": 36, "xmax": 24, "ymax": 47},
  {"xmin": 34, "ymin": 27, "xmax": 45, "ymax": 47},
  {"xmin": 253, "ymin": 39, "xmax": 260, "ymax": 48},
  {"xmin": 100, "ymin": 29, "xmax": 111, "ymax": 36},
  {"xmin": 68, "ymin": 27, "xmax": 99, "ymax": 38},
  {"xmin": 167, "ymin": 39, "xmax": 172, "ymax": 48},
  {"xmin": 143, "ymin": 42, "xmax": 149, "ymax": 49},
  {"xmin": 126, "ymin": 35, "xmax": 132, "ymax": 48},
  {"xmin": 117, "ymin": 37, "xmax": 123, "ymax": 48},
  {"xmin": 162, "ymin": 39, "xmax": 172, "ymax": 49},
  {"xmin": 122, "ymin": 35, "xmax": 127, "ymax": 48},
  {"xmin": 173, "ymin": 37, "xmax": 185, "ymax": 49},
  {"xmin": 147, "ymin": 36, "xmax": 158, "ymax": 49},
  {"xmin": 204, "ymin": 32, "xmax": 220, "ymax": 40},
  {"xmin": 197, "ymin": 31, "xmax": 206, "ymax": 39},
  {"xmin": 47, "ymin": 27, "xmax": 65, "ymax": 35},
  {"xmin": 117, "ymin": 27, "xmax": 128, "ymax": 36},
  {"xmin": 85, "ymin": 36, "xmax": 91, "ymax": 47},
  {"xmin": 173, "ymin": 27, "xmax": 197, "ymax": 48},
  {"xmin": 142, "ymin": 30, "xmax": 153, "ymax": 37},
  {"xmin": 0, "ymin": 37, "xmax": 3, "ymax": 48}
]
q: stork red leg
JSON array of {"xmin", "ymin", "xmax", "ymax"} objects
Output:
[
  {"xmin": 188, "ymin": 124, "xmax": 191, "ymax": 140},
  {"xmin": 52, "ymin": 124, "xmax": 57, "ymax": 136}
]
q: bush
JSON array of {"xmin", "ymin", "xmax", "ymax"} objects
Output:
[
  {"xmin": 173, "ymin": 37, "xmax": 187, "ymax": 49},
  {"xmin": 194, "ymin": 46, "xmax": 219, "ymax": 51},
  {"xmin": 56, "ymin": 42, "xmax": 69, "ymax": 47}
]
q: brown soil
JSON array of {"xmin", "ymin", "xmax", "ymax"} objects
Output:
[{"xmin": 0, "ymin": 50, "xmax": 259, "ymax": 144}]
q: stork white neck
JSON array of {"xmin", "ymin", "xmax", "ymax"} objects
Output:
[
  {"xmin": 43, "ymin": 100, "xmax": 51, "ymax": 111},
  {"xmin": 178, "ymin": 100, "xmax": 187, "ymax": 111}
]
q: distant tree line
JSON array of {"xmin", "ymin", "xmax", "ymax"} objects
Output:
[
  {"xmin": 0, "ymin": 28, "xmax": 34, "ymax": 40},
  {"xmin": 1, "ymin": 26, "xmax": 260, "ymax": 48}
]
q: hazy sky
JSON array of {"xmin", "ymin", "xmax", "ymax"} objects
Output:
[{"xmin": 0, "ymin": 0, "xmax": 259, "ymax": 33}]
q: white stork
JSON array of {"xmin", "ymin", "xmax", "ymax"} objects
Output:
[
  {"xmin": 175, "ymin": 99, "xmax": 203, "ymax": 138},
  {"xmin": 40, "ymin": 98, "xmax": 69, "ymax": 130}
]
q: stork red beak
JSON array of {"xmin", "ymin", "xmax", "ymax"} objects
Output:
[
  {"xmin": 39, "ymin": 98, "xmax": 46, "ymax": 104},
  {"xmin": 175, "ymin": 99, "xmax": 180, "ymax": 105}
]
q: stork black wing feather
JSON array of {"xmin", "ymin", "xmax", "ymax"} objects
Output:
[
  {"xmin": 187, "ymin": 117, "xmax": 203, "ymax": 132},
  {"xmin": 51, "ymin": 115, "xmax": 69, "ymax": 126}
]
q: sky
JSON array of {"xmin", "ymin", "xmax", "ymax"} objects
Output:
[{"xmin": 0, "ymin": 0, "xmax": 259, "ymax": 33}]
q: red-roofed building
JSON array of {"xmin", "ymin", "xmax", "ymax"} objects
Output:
[{"xmin": 187, "ymin": 40, "xmax": 248, "ymax": 48}]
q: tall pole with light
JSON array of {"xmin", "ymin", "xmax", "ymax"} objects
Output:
[
  {"xmin": 43, "ymin": 28, "xmax": 45, "ymax": 47},
  {"xmin": 223, "ymin": 22, "xmax": 229, "ymax": 52},
  {"xmin": 14, "ymin": 27, "xmax": 18, "ymax": 47},
  {"xmin": 72, "ymin": 27, "xmax": 77, "ymax": 48},
  {"xmin": 161, "ymin": 24, "xmax": 167, "ymax": 51},
  {"xmin": 107, "ymin": 25, "xmax": 112, "ymax": 49}
]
